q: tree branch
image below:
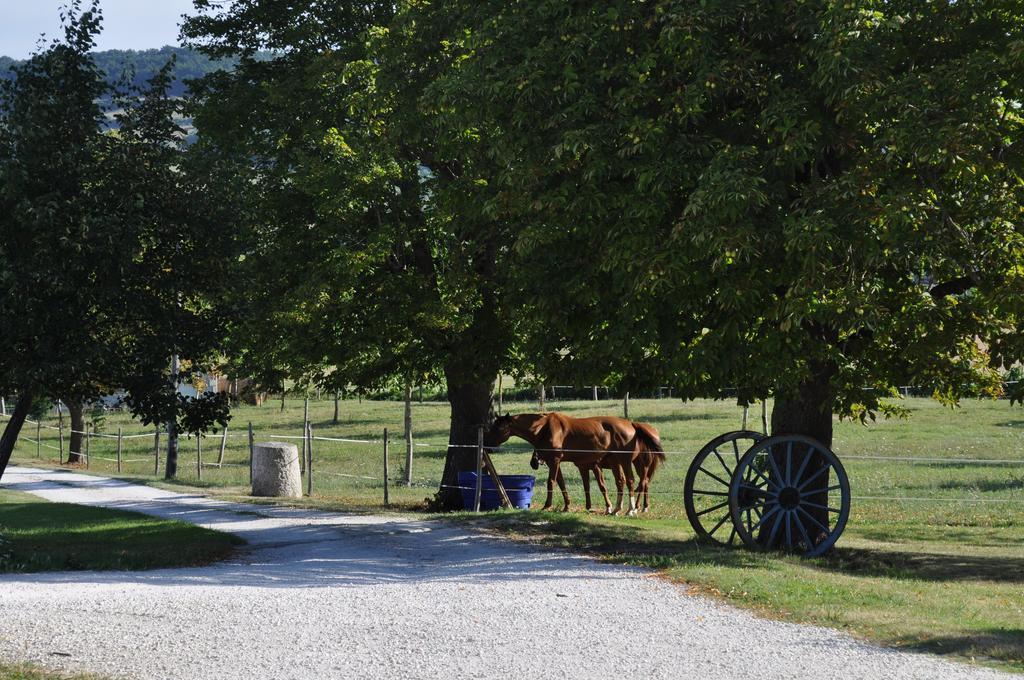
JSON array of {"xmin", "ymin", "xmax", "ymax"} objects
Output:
[{"xmin": 928, "ymin": 275, "xmax": 976, "ymax": 300}]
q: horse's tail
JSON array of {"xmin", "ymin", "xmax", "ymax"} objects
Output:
[{"xmin": 633, "ymin": 422, "xmax": 666, "ymax": 476}]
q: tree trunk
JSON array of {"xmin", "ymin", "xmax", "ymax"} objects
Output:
[
  {"xmin": 770, "ymin": 364, "xmax": 834, "ymax": 540},
  {"xmin": 66, "ymin": 400, "xmax": 85, "ymax": 465},
  {"xmin": 436, "ymin": 368, "xmax": 494, "ymax": 510},
  {"xmin": 0, "ymin": 392, "xmax": 34, "ymax": 481},
  {"xmin": 166, "ymin": 354, "xmax": 180, "ymax": 478},
  {"xmin": 165, "ymin": 418, "xmax": 179, "ymax": 479}
]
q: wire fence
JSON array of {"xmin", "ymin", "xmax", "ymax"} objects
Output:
[{"xmin": 1, "ymin": 412, "xmax": 1022, "ymax": 513}]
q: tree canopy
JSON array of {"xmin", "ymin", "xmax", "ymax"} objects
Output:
[
  {"xmin": 0, "ymin": 1, "xmax": 239, "ymax": 478},
  {"xmin": 396, "ymin": 0, "xmax": 1024, "ymax": 439}
]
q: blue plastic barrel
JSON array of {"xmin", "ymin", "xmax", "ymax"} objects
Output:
[{"xmin": 458, "ymin": 472, "xmax": 535, "ymax": 510}]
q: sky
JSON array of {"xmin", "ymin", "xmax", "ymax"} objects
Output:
[{"xmin": 0, "ymin": 0, "xmax": 197, "ymax": 58}]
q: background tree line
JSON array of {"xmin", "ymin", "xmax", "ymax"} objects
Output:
[{"xmin": 2, "ymin": 0, "xmax": 1022, "ymax": 511}]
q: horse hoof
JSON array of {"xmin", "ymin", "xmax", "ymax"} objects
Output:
[
  {"xmin": 608, "ymin": 509, "xmax": 620, "ymax": 516},
  {"xmin": 541, "ymin": 505, "xmax": 553, "ymax": 511},
  {"xmin": 627, "ymin": 509, "xmax": 638, "ymax": 517}
]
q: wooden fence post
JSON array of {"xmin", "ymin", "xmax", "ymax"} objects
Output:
[
  {"xmin": 248, "ymin": 421, "xmax": 254, "ymax": 483},
  {"xmin": 383, "ymin": 428, "xmax": 390, "ymax": 506},
  {"xmin": 153, "ymin": 428, "xmax": 160, "ymax": 475},
  {"xmin": 592, "ymin": 385, "xmax": 598, "ymax": 401},
  {"xmin": 84, "ymin": 423, "xmax": 91, "ymax": 469},
  {"xmin": 217, "ymin": 426, "xmax": 228, "ymax": 467},
  {"xmin": 474, "ymin": 427, "xmax": 484, "ymax": 513},
  {"xmin": 742, "ymin": 405, "xmax": 748, "ymax": 430},
  {"xmin": 497, "ymin": 375, "xmax": 503, "ymax": 412},
  {"xmin": 36, "ymin": 421, "xmax": 41, "ymax": 459},
  {"xmin": 538, "ymin": 385, "xmax": 545, "ymax": 410},
  {"xmin": 333, "ymin": 392, "xmax": 340, "ymax": 424},
  {"xmin": 196, "ymin": 434, "xmax": 202, "ymax": 480},
  {"xmin": 761, "ymin": 399, "xmax": 769, "ymax": 435},
  {"xmin": 624, "ymin": 392, "xmax": 630, "ymax": 420},
  {"xmin": 116, "ymin": 427, "xmax": 123, "ymax": 473},
  {"xmin": 301, "ymin": 397, "xmax": 308, "ymax": 473},
  {"xmin": 404, "ymin": 384, "xmax": 413, "ymax": 487},
  {"xmin": 58, "ymin": 414, "xmax": 64, "ymax": 464},
  {"xmin": 306, "ymin": 422, "xmax": 313, "ymax": 497}
]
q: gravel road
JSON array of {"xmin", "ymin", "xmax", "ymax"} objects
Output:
[{"xmin": 0, "ymin": 466, "xmax": 1009, "ymax": 680}]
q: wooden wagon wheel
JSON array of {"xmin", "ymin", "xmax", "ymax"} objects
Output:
[
  {"xmin": 728, "ymin": 434, "xmax": 851, "ymax": 557},
  {"xmin": 684, "ymin": 430, "xmax": 766, "ymax": 546}
]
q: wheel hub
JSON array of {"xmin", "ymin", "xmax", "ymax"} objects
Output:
[{"xmin": 778, "ymin": 486, "xmax": 801, "ymax": 510}]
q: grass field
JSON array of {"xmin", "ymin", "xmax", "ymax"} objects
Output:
[
  {"xmin": 0, "ymin": 488, "xmax": 242, "ymax": 573},
  {"xmin": 4, "ymin": 394, "xmax": 1023, "ymax": 670}
]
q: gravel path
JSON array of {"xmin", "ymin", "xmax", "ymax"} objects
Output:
[{"xmin": 0, "ymin": 465, "xmax": 1009, "ymax": 680}]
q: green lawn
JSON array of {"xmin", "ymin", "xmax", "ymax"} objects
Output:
[
  {"xmin": 5, "ymin": 393, "xmax": 1024, "ymax": 671},
  {"xmin": 0, "ymin": 662, "xmax": 106, "ymax": 680},
  {"xmin": 0, "ymin": 488, "xmax": 243, "ymax": 572}
]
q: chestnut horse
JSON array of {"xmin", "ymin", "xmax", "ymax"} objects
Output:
[
  {"xmin": 529, "ymin": 423, "xmax": 666, "ymax": 513},
  {"xmin": 487, "ymin": 413, "xmax": 663, "ymax": 515}
]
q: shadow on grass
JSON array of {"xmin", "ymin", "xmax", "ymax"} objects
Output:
[
  {"xmin": 476, "ymin": 511, "xmax": 767, "ymax": 571},
  {"xmin": 994, "ymin": 420, "xmax": 1024, "ymax": 429},
  {"xmin": 480, "ymin": 511, "xmax": 1024, "ymax": 585},
  {"xmin": 936, "ymin": 477, "xmax": 1024, "ymax": 493},
  {"xmin": 823, "ymin": 546, "xmax": 1024, "ymax": 583},
  {"xmin": 897, "ymin": 629, "xmax": 1024, "ymax": 670}
]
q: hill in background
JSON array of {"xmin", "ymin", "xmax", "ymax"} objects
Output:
[{"xmin": 0, "ymin": 45, "xmax": 260, "ymax": 97}]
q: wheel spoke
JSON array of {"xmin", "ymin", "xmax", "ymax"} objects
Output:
[
  {"xmin": 792, "ymin": 446, "xmax": 814, "ymax": 487},
  {"xmin": 732, "ymin": 438, "xmax": 740, "ymax": 462},
  {"xmin": 738, "ymin": 483, "xmax": 770, "ymax": 499},
  {"xmin": 693, "ymin": 489, "xmax": 729, "ymax": 497},
  {"xmin": 766, "ymin": 509, "xmax": 785, "ymax": 547},
  {"xmin": 728, "ymin": 526, "xmax": 738, "ymax": 545},
  {"xmin": 784, "ymin": 510, "xmax": 793, "ymax": 548},
  {"xmin": 749, "ymin": 504, "xmax": 781, "ymax": 533},
  {"xmin": 712, "ymin": 449, "xmax": 732, "ymax": 477},
  {"xmin": 797, "ymin": 463, "xmax": 830, "ymax": 492},
  {"xmin": 698, "ymin": 466, "xmax": 731, "ymax": 488},
  {"xmin": 802, "ymin": 501, "xmax": 841, "ymax": 513},
  {"xmin": 793, "ymin": 509, "xmax": 813, "ymax": 549},
  {"xmin": 707, "ymin": 513, "xmax": 731, "ymax": 537},
  {"xmin": 765, "ymin": 449, "xmax": 784, "ymax": 486},
  {"xmin": 796, "ymin": 506, "xmax": 831, "ymax": 535},
  {"xmin": 747, "ymin": 465, "xmax": 779, "ymax": 490},
  {"xmin": 696, "ymin": 500, "xmax": 729, "ymax": 517}
]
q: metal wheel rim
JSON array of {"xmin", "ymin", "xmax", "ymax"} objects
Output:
[
  {"xmin": 684, "ymin": 430, "xmax": 766, "ymax": 546},
  {"xmin": 728, "ymin": 434, "xmax": 850, "ymax": 557}
]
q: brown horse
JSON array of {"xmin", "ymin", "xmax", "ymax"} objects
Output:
[
  {"xmin": 528, "ymin": 422, "xmax": 666, "ymax": 513},
  {"xmin": 588, "ymin": 421, "xmax": 665, "ymax": 513},
  {"xmin": 487, "ymin": 412, "xmax": 660, "ymax": 515}
]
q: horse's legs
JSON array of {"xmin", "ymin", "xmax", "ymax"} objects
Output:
[
  {"xmin": 542, "ymin": 460, "xmax": 556, "ymax": 511},
  {"xmin": 625, "ymin": 461, "xmax": 638, "ymax": 516},
  {"xmin": 633, "ymin": 458, "xmax": 650, "ymax": 512},
  {"xmin": 610, "ymin": 462, "xmax": 626, "ymax": 515},
  {"xmin": 554, "ymin": 460, "xmax": 570, "ymax": 511},
  {"xmin": 594, "ymin": 465, "xmax": 612, "ymax": 514},
  {"xmin": 580, "ymin": 465, "xmax": 593, "ymax": 511}
]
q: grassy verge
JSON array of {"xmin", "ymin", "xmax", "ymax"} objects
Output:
[
  {"xmin": 0, "ymin": 489, "xmax": 243, "ymax": 573},
  {"xmin": 0, "ymin": 662, "xmax": 107, "ymax": 680}
]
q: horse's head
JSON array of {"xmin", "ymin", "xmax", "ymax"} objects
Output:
[{"xmin": 485, "ymin": 413, "xmax": 514, "ymax": 446}]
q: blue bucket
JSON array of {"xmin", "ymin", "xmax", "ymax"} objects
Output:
[{"xmin": 458, "ymin": 472, "xmax": 535, "ymax": 510}]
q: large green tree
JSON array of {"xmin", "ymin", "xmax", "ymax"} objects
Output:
[
  {"xmin": 183, "ymin": 1, "xmax": 524, "ymax": 508},
  {"xmin": 405, "ymin": 0, "xmax": 1024, "ymax": 445},
  {"xmin": 0, "ymin": 1, "xmax": 237, "ymax": 479}
]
